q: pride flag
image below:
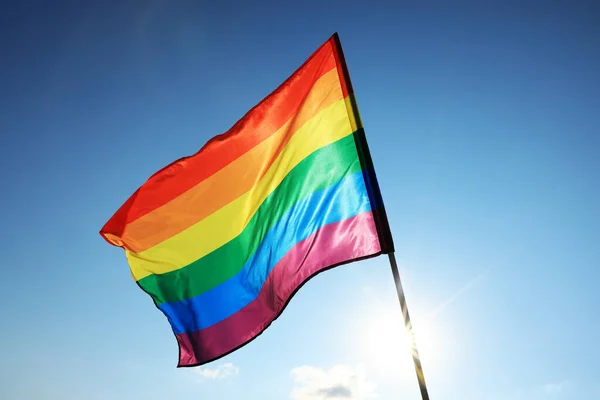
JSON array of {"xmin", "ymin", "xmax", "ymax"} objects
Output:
[{"xmin": 100, "ymin": 33, "xmax": 394, "ymax": 367}]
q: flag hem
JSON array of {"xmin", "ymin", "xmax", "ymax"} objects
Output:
[{"xmin": 172, "ymin": 250, "xmax": 384, "ymax": 368}]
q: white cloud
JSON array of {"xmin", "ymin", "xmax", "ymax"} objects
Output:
[
  {"xmin": 194, "ymin": 362, "xmax": 239, "ymax": 380},
  {"xmin": 543, "ymin": 380, "xmax": 571, "ymax": 395},
  {"xmin": 290, "ymin": 364, "xmax": 378, "ymax": 399}
]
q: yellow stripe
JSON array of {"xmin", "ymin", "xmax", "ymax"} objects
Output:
[
  {"xmin": 127, "ymin": 99, "xmax": 353, "ymax": 280},
  {"xmin": 344, "ymin": 95, "xmax": 363, "ymax": 132}
]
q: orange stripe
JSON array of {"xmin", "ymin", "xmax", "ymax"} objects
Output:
[
  {"xmin": 116, "ymin": 69, "xmax": 344, "ymax": 253},
  {"xmin": 101, "ymin": 40, "xmax": 337, "ymax": 248}
]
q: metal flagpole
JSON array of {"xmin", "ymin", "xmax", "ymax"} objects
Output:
[
  {"xmin": 331, "ymin": 32, "xmax": 431, "ymax": 400},
  {"xmin": 388, "ymin": 252, "xmax": 431, "ymax": 400}
]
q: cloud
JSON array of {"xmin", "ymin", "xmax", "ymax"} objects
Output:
[
  {"xmin": 542, "ymin": 380, "xmax": 571, "ymax": 395},
  {"xmin": 318, "ymin": 385, "xmax": 352, "ymax": 398},
  {"xmin": 290, "ymin": 364, "xmax": 377, "ymax": 399},
  {"xmin": 194, "ymin": 363, "xmax": 239, "ymax": 380}
]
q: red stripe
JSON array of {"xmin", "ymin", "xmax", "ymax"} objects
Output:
[
  {"xmin": 174, "ymin": 211, "xmax": 381, "ymax": 367},
  {"xmin": 101, "ymin": 39, "xmax": 338, "ymax": 247},
  {"xmin": 331, "ymin": 34, "xmax": 352, "ymax": 98}
]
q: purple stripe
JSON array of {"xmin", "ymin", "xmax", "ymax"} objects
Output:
[{"xmin": 175, "ymin": 211, "xmax": 381, "ymax": 367}]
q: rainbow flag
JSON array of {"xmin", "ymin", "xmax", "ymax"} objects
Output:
[{"xmin": 100, "ymin": 33, "xmax": 394, "ymax": 367}]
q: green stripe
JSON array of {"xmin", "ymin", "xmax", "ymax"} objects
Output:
[{"xmin": 138, "ymin": 134, "xmax": 362, "ymax": 305}]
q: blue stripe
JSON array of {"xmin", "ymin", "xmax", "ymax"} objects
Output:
[{"xmin": 159, "ymin": 170, "xmax": 371, "ymax": 334}]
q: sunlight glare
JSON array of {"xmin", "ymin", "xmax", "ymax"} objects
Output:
[{"xmin": 361, "ymin": 304, "xmax": 436, "ymax": 380}]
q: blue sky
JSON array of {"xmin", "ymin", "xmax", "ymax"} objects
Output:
[{"xmin": 1, "ymin": 1, "xmax": 599, "ymax": 399}]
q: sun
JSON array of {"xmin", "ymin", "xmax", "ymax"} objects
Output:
[{"xmin": 360, "ymin": 304, "xmax": 437, "ymax": 380}]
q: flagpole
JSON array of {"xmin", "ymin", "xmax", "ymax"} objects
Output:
[
  {"xmin": 331, "ymin": 32, "xmax": 431, "ymax": 400},
  {"xmin": 388, "ymin": 252, "xmax": 431, "ymax": 400}
]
